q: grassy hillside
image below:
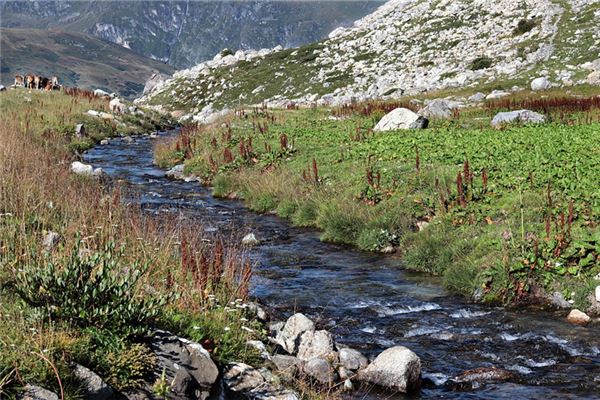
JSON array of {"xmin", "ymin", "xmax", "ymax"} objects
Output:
[
  {"xmin": 155, "ymin": 86, "xmax": 600, "ymax": 310},
  {"xmin": 0, "ymin": 28, "xmax": 174, "ymax": 98}
]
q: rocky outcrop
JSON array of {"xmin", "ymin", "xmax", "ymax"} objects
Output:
[
  {"xmin": 272, "ymin": 313, "xmax": 315, "ymax": 354},
  {"xmin": 358, "ymin": 346, "xmax": 421, "ymax": 393},
  {"xmin": 491, "ymin": 110, "xmax": 546, "ymax": 127},
  {"xmin": 373, "ymin": 108, "xmax": 428, "ymax": 131}
]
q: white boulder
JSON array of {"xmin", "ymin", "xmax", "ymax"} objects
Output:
[
  {"xmin": 491, "ymin": 110, "xmax": 546, "ymax": 127},
  {"xmin": 373, "ymin": 108, "xmax": 428, "ymax": 131},
  {"xmin": 530, "ymin": 77, "xmax": 551, "ymax": 91},
  {"xmin": 358, "ymin": 346, "xmax": 421, "ymax": 393}
]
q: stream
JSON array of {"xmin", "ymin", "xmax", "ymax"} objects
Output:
[{"xmin": 84, "ymin": 132, "xmax": 600, "ymax": 399}]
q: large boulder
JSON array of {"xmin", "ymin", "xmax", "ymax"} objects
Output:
[
  {"xmin": 297, "ymin": 330, "xmax": 337, "ymax": 361},
  {"xmin": 339, "ymin": 347, "xmax": 368, "ymax": 371},
  {"xmin": 587, "ymin": 70, "xmax": 600, "ymax": 86},
  {"xmin": 358, "ymin": 346, "xmax": 421, "ymax": 393},
  {"xmin": 373, "ymin": 108, "xmax": 428, "ymax": 131},
  {"xmin": 303, "ymin": 358, "xmax": 337, "ymax": 385},
  {"xmin": 149, "ymin": 330, "xmax": 219, "ymax": 398},
  {"xmin": 491, "ymin": 110, "xmax": 546, "ymax": 127},
  {"xmin": 530, "ymin": 77, "xmax": 551, "ymax": 91},
  {"xmin": 271, "ymin": 355, "xmax": 304, "ymax": 381},
  {"xmin": 143, "ymin": 73, "xmax": 170, "ymax": 95},
  {"xmin": 275, "ymin": 313, "xmax": 315, "ymax": 354},
  {"xmin": 224, "ymin": 363, "xmax": 266, "ymax": 392},
  {"xmin": 72, "ymin": 363, "xmax": 114, "ymax": 400},
  {"xmin": 419, "ymin": 99, "xmax": 454, "ymax": 119}
]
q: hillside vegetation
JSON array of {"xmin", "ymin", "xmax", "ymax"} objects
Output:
[
  {"xmin": 0, "ymin": 28, "xmax": 174, "ymax": 98},
  {"xmin": 154, "ymin": 86, "xmax": 600, "ymax": 311},
  {"xmin": 139, "ymin": 0, "xmax": 600, "ymax": 115}
]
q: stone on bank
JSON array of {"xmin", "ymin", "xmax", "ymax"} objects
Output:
[
  {"xmin": 373, "ymin": 108, "xmax": 429, "ymax": 131},
  {"xmin": 358, "ymin": 346, "xmax": 421, "ymax": 393}
]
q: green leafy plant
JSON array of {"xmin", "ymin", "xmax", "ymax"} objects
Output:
[
  {"xmin": 470, "ymin": 56, "xmax": 493, "ymax": 70},
  {"xmin": 15, "ymin": 239, "xmax": 169, "ymax": 335}
]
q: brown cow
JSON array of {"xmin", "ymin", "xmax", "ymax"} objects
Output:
[
  {"xmin": 25, "ymin": 74, "xmax": 35, "ymax": 89},
  {"xmin": 14, "ymin": 75, "xmax": 24, "ymax": 87}
]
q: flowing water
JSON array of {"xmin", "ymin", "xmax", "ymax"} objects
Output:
[{"xmin": 85, "ymin": 133, "xmax": 600, "ymax": 399}]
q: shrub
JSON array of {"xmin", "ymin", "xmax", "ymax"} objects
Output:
[
  {"xmin": 470, "ymin": 56, "xmax": 493, "ymax": 71},
  {"xmin": 513, "ymin": 18, "xmax": 538, "ymax": 35},
  {"xmin": 15, "ymin": 239, "xmax": 169, "ymax": 335},
  {"xmin": 105, "ymin": 343, "xmax": 157, "ymax": 390}
]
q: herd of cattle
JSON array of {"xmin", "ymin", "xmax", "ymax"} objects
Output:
[{"xmin": 14, "ymin": 74, "xmax": 60, "ymax": 90}]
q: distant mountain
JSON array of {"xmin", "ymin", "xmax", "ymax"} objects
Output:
[
  {"xmin": 0, "ymin": 28, "xmax": 174, "ymax": 98},
  {"xmin": 0, "ymin": 1, "xmax": 383, "ymax": 69},
  {"xmin": 139, "ymin": 0, "xmax": 600, "ymax": 115}
]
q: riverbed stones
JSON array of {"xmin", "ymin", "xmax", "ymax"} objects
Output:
[
  {"xmin": 491, "ymin": 109, "xmax": 546, "ymax": 127},
  {"xmin": 247, "ymin": 340, "xmax": 271, "ymax": 359},
  {"xmin": 72, "ymin": 363, "xmax": 114, "ymax": 400},
  {"xmin": 271, "ymin": 355, "xmax": 304, "ymax": 381},
  {"xmin": 339, "ymin": 347, "xmax": 368, "ymax": 371},
  {"xmin": 567, "ymin": 309, "xmax": 591, "ymax": 325},
  {"xmin": 451, "ymin": 367, "xmax": 513, "ymax": 389},
  {"xmin": 19, "ymin": 385, "xmax": 59, "ymax": 400},
  {"xmin": 297, "ymin": 330, "xmax": 337, "ymax": 361},
  {"xmin": 373, "ymin": 108, "xmax": 428, "ymax": 131},
  {"xmin": 549, "ymin": 292, "xmax": 572, "ymax": 309},
  {"xmin": 224, "ymin": 363, "xmax": 266, "ymax": 392},
  {"xmin": 358, "ymin": 346, "xmax": 421, "ymax": 393},
  {"xmin": 165, "ymin": 164, "xmax": 185, "ymax": 180},
  {"xmin": 303, "ymin": 358, "xmax": 338, "ymax": 385},
  {"xmin": 530, "ymin": 77, "xmax": 551, "ymax": 90},
  {"xmin": 276, "ymin": 313, "xmax": 315, "ymax": 354}
]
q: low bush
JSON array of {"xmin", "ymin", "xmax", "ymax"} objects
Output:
[{"xmin": 470, "ymin": 56, "xmax": 493, "ymax": 70}]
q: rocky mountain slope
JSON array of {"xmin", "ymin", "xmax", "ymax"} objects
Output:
[
  {"xmin": 0, "ymin": 28, "xmax": 174, "ymax": 98},
  {"xmin": 0, "ymin": 1, "xmax": 382, "ymax": 69},
  {"xmin": 138, "ymin": 0, "xmax": 600, "ymax": 118}
]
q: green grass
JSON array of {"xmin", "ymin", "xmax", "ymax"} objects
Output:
[{"xmin": 164, "ymin": 92, "xmax": 600, "ymax": 308}]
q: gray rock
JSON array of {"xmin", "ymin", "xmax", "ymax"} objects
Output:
[
  {"xmin": 343, "ymin": 378, "xmax": 354, "ymax": 391},
  {"xmin": 530, "ymin": 77, "xmax": 551, "ymax": 91},
  {"xmin": 42, "ymin": 231, "xmax": 60, "ymax": 252},
  {"xmin": 277, "ymin": 313, "xmax": 315, "ymax": 354},
  {"xmin": 248, "ymin": 302, "xmax": 268, "ymax": 322},
  {"xmin": 242, "ymin": 233, "xmax": 260, "ymax": 246},
  {"xmin": 19, "ymin": 385, "xmax": 59, "ymax": 400},
  {"xmin": 374, "ymin": 108, "xmax": 427, "ymax": 131},
  {"xmin": 452, "ymin": 367, "xmax": 513, "ymax": 383},
  {"xmin": 297, "ymin": 330, "xmax": 337, "ymax": 361},
  {"xmin": 75, "ymin": 124, "xmax": 87, "ymax": 138},
  {"xmin": 491, "ymin": 110, "xmax": 546, "ymax": 127},
  {"xmin": 224, "ymin": 362, "xmax": 266, "ymax": 392},
  {"xmin": 303, "ymin": 358, "xmax": 337, "ymax": 385},
  {"xmin": 73, "ymin": 363, "xmax": 114, "ymax": 400},
  {"xmin": 339, "ymin": 347, "xmax": 368, "ymax": 371},
  {"xmin": 358, "ymin": 346, "xmax": 421, "ymax": 393},
  {"xmin": 587, "ymin": 70, "xmax": 600, "ymax": 86},
  {"xmin": 143, "ymin": 73, "xmax": 171, "ymax": 95},
  {"xmin": 468, "ymin": 92, "xmax": 486, "ymax": 102},
  {"xmin": 420, "ymin": 99, "xmax": 453, "ymax": 119},
  {"xmin": 549, "ymin": 292, "xmax": 571, "ymax": 309},
  {"xmin": 485, "ymin": 90, "xmax": 510, "ymax": 100},
  {"xmin": 271, "ymin": 355, "xmax": 304, "ymax": 381},
  {"xmin": 165, "ymin": 164, "xmax": 185, "ymax": 180},
  {"xmin": 123, "ymin": 136, "xmax": 135, "ymax": 144},
  {"xmin": 149, "ymin": 330, "xmax": 218, "ymax": 397},
  {"xmin": 247, "ymin": 340, "xmax": 271, "ymax": 359}
]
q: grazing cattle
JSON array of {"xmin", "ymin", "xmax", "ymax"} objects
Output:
[
  {"xmin": 14, "ymin": 75, "xmax": 24, "ymax": 87},
  {"xmin": 51, "ymin": 76, "xmax": 59, "ymax": 89},
  {"xmin": 109, "ymin": 98, "xmax": 126, "ymax": 114},
  {"xmin": 25, "ymin": 74, "xmax": 35, "ymax": 89},
  {"xmin": 33, "ymin": 75, "xmax": 41, "ymax": 90}
]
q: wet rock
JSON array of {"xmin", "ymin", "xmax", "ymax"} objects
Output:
[
  {"xmin": 19, "ymin": 385, "xmax": 59, "ymax": 400},
  {"xmin": 42, "ymin": 231, "xmax": 60, "ymax": 252},
  {"xmin": 73, "ymin": 363, "xmax": 114, "ymax": 400},
  {"xmin": 491, "ymin": 110, "xmax": 545, "ymax": 127},
  {"xmin": 339, "ymin": 347, "xmax": 368, "ymax": 371},
  {"xmin": 567, "ymin": 309, "xmax": 591, "ymax": 325},
  {"xmin": 380, "ymin": 245, "xmax": 395, "ymax": 254},
  {"xmin": 165, "ymin": 164, "xmax": 185, "ymax": 180},
  {"xmin": 452, "ymin": 367, "xmax": 513, "ymax": 383},
  {"xmin": 297, "ymin": 330, "xmax": 337, "ymax": 361},
  {"xmin": 549, "ymin": 292, "xmax": 571, "ymax": 309},
  {"xmin": 123, "ymin": 136, "xmax": 135, "ymax": 144},
  {"xmin": 242, "ymin": 233, "xmax": 260, "ymax": 246},
  {"xmin": 71, "ymin": 161, "xmax": 94, "ymax": 176},
  {"xmin": 303, "ymin": 358, "xmax": 337, "ymax": 385},
  {"xmin": 358, "ymin": 346, "xmax": 421, "ymax": 393},
  {"xmin": 530, "ymin": 77, "xmax": 551, "ymax": 91},
  {"xmin": 75, "ymin": 124, "xmax": 87, "ymax": 138},
  {"xmin": 373, "ymin": 108, "xmax": 428, "ymax": 131},
  {"xmin": 276, "ymin": 313, "xmax": 315, "ymax": 354},
  {"xmin": 100, "ymin": 139, "xmax": 109, "ymax": 145},
  {"xmin": 224, "ymin": 362, "xmax": 266, "ymax": 392},
  {"xmin": 271, "ymin": 355, "xmax": 304, "ymax": 381},
  {"xmin": 472, "ymin": 287, "xmax": 484, "ymax": 302}
]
